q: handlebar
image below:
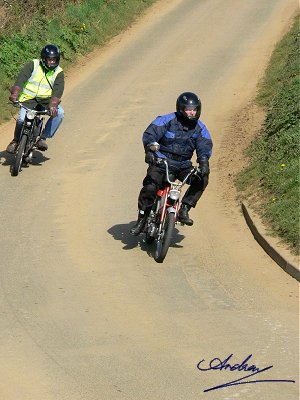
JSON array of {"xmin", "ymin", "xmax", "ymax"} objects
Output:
[
  {"xmin": 9, "ymin": 100, "xmax": 49, "ymax": 115},
  {"xmin": 157, "ymin": 158, "xmax": 196, "ymax": 187}
]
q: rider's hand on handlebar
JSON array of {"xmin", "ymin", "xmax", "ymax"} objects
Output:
[
  {"xmin": 145, "ymin": 151, "xmax": 157, "ymax": 165},
  {"xmin": 9, "ymin": 85, "xmax": 22, "ymax": 103},
  {"xmin": 49, "ymin": 96, "xmax": 60, "ymax": 117},
  {"xmin": 196, "ymin": 157, "xmax": 210, "ymax": 177},
  {"xmin": 49, "ymin": 106, "xmax": 58, "ymax": 117},
  {"xmin": 155, "ymin": 157, "xmax": 164, "ymax": 166}
]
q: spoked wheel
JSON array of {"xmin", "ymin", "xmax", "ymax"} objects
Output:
[
  {"xmin": 12, "ymin": 135, "xmax": 27, "ymax": 176},
  {"xmin": 154, "ymin": 212, "xmax": 175, "ymax": 263}
]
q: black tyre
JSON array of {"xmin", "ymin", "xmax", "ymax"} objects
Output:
[
  {"xmin": 12, "ymin": 135, "xmax": 27, "ymax": 176},
  {"xmin": 154, "ymin": 212, "xmax": 175, "ymax": 263}
]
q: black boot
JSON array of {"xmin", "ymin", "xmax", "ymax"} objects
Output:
[
  {"xmin": 6, "ymin": 139, "xmax": 18, "ymax": 154},
  {"xmin": 178, "ymin": 204, "xmax": 193, "ymax": 226},
  {"xmin": 36, "ymin": 137, "xmax": 48, "ymax": 151},
  {"xmin": 130, "ymin": 211, "xmax": 147, "ymax": 236}
]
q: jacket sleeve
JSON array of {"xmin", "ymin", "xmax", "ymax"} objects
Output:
[
  {"xmin": 142, "ymin": 124, "xmax": 163, "ymax": 150},
  {"xmin": 14, "ymin": 61, "xmax": 34, "ymax": 87},
  {"xmin": 196, "ymin": 121, "xmax": 213, "ymax": 161},
  {"xmin": 52, "ymin": 70, "xmax": 65, "ymax": 99},
  {"xmin": 142, "ymin": 113, "xmax": 174, "ymax": 150}
]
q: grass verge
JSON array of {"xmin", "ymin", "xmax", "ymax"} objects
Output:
[{"xmin": 236, "ymin": 14, "xmax": 300, "ymax": 254}]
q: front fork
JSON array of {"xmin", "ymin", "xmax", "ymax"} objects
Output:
[
  {"xmin": 146, "ymin": 188, "xmax": 179, "ymax": 240},
  {"xmin": 19, "ymin": 130, "xmax": 33, "ymax": 163},
  {"xmin": 157, "ymin": 196, "xmax": 178, "ymax": 238},
  {"xmin": 21, "ymin": 119, "xmax": 40, "ymax": 162}
]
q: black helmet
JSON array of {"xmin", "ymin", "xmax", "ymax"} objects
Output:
[
  {"xmin": 176, "ymin": 92, "xmax": 201, "ymax": 121},
  {"xmin": 41, "ymin": 44, "xmax": 60, "ymax": 70}
]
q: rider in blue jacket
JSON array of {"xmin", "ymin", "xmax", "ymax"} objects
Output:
[{"xmin": 130, "ymin": 92, "xmax": 213, "ymax": 236}]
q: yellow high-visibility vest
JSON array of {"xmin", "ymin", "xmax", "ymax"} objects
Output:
[{"xmin": 19, "ymin": 59, "xmax": 63, "ymax": 101}]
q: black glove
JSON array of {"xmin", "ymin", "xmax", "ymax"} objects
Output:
[
  {"xmin": 196, "ymin": 157, "xmax": 210, "ymax": 177},
  {"xmin": 145, "ymin": 151, "xmax": 156, "ymax": 165}
]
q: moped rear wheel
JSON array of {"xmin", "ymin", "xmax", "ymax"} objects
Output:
[
  {"xmin": 12, "ymin": 135, "xmax": 27, "ymax": 176},
  {"xmin": 154, "ymin": 212, "xmax": 175, "ymax": 263}
]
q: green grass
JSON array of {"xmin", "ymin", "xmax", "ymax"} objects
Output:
[{"xmin": 237, "ymin": 14, "xmax": 300, "ymax": 253}]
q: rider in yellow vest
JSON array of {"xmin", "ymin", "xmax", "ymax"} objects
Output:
[{"xmin": 6, "ymin": 44, "xmax": 65, "ymax": 153}]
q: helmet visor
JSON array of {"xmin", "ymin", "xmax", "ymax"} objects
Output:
[
  {"xmin": 183, "ymin": 106, "xmax": 198, "ymax": 119},
  {"xmin": 184, "ymin": 106, "xmax": 197, "ymax": 111},
  {"xmin": 44, "ymin": 56, "xmax": 59, "ymax": 69}
]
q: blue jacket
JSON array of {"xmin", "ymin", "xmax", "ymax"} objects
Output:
[{"xmin": 142, "ymin": 112, "xmax": 213, "ymax": 168}]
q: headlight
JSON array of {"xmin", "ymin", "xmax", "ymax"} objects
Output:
[
  {"xmin": 169, "ymin": 189, "xmax": 180, "ymax": 201},
  {"xmin": 26, "ymin": 110, "xmax": 35, "ymax": 120}
]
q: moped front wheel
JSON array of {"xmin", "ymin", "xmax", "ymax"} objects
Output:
[
  {"xmin": 12, "ymin": 135, "xmax": 27, "ymax": 176},
  {"xmin": 154, "ymin": 212, "xmax": 175, "ymax": 263}
]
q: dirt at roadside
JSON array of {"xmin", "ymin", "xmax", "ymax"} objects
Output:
[
  {"xmin": 218, "ymin": 100, "xmax": 300, "ymax": 263},
  {"xmin": 217, "ymin": 101, "xmax": 266, "ymax": 207}
]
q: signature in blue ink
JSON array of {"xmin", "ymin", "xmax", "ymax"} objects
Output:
[{"xmin": 197, "ymin": 354, "xmax": 295, "ymax": 392}]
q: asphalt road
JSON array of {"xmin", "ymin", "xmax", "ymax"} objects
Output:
[{"xmin": 0, "ymin": 1, "xmax": 298, "ymax": 399}]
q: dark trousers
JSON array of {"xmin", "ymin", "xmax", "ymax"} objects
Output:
[{"xmin": 137, "ymin": 165, "xmax": 208, "ymax": 211}]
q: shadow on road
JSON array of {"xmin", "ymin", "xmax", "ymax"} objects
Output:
[
  {"xmin": 107, "ymin": 221, "xmax": 186, "ymax": 259},
  {"xmin": 0, "ymin": 149, "xmax": 51, "ymax": 175}
]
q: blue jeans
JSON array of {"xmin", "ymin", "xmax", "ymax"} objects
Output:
[{"xmin": 14, "ymin": 105, "xmax": 64, "ymax": 140}]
